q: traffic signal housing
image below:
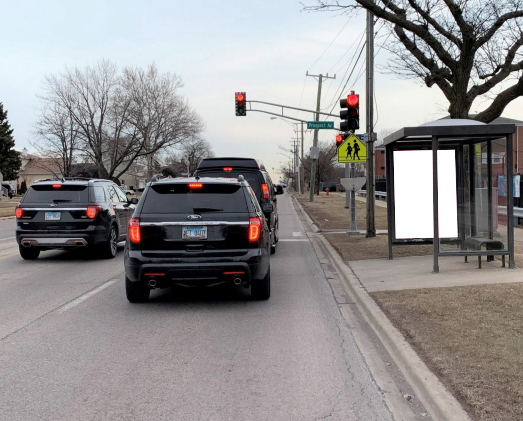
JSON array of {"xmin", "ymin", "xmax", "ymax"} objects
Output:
[
  {"xmin": 340, "ymin": 92, "xmax": 359, "ymax": 131},
  {"xmin": 235, "ymin": 92, "xmax": 247, "ymax": 116},
  {"xmin": 336, "ymin": 133, "xmax": 348, "ymax": 148}
]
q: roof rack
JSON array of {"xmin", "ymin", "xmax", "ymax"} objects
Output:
[
  {"xmin": 33, "ymin": 178, "xmax": 63, "ymax": 183},
  {"xmin": 62, "ymin": 177, "xmax": 94, "ymax": 181},
  {"xmin": 150, "ymin": 174, "xmax": 173, "ymax": 182}
]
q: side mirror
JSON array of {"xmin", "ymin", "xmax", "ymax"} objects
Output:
[
  {"xmin": 262, "ymin": 203, "xmax": 274, "ymax": 213},
  {"xmin": 275, "ymin": 185, "xmax": 284, "ymax": 195},
  {"xmin": 130, "ymin": 197, "xmax": 139, "ymax": 205}
]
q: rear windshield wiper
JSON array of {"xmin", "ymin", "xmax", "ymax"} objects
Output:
[
  {"xmin": 193, "ymin": 207, "xmax": 223, "ymax": 212},
  {"xmin": 52, "ymin": 199, "xmax": 72, "ymax": 202}
]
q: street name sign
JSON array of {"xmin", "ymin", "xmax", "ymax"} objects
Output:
[
  {"xmin": 307, "ymin": 121, "xmax": 334, "ymax": 130},
  {"xmin": 338, "ymin": 133, "xmax": 367, "ymax": 164}
]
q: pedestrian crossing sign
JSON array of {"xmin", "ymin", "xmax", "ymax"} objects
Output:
[{"xmin": 337, "ymin": 134, "xmax": 367, "ymax": 164}]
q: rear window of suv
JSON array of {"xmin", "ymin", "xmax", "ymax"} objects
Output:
[
  {"xmin": 23, "ymin": 185, "xmax": 88, "ymax": 203},
  {"xmin": 141, "ymin": 183, "xmax": 249, "ymax": 214}
]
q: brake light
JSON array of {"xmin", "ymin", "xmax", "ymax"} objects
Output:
[
  {"xmin": 188, "ymin": 183, "xmax": 203, "ymax": 189},
  {"xmin": 223, "ymin": 167, "xmax": 233, "ymax": 172},
  {"xmin": 86, "ymin": 205, "xmax": 102, "ymax": 219},
  {"xmin": 248, "ymin": 217, "xmax": 262, "ymax": 242},
  {"xmin": 52, "ymin": 184, "xmax": 62, "ymax": 188},
  {"xmin": 262, "ymin": 184, "xmax": 270, "ymax": 199},
  {"xmin": 15, "ymin": 206, "xmax": 23, "ymax": 219},
  {"xmin": 129, "ymin": 218, "xmax": 141, "ymax": 243}
]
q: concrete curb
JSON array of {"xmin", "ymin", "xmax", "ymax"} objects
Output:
[
  {"xmin": 0, "ymin": 216, "xmax": 15, "ymax": 220},
  {"xmin": 290, "ymin": 194, "xmax": 471, "ymax": 421}
]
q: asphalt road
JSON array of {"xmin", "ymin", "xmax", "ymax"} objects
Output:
[{"xmin": 0, "ymin": 194, "xmax": 396, "ymax": 421}]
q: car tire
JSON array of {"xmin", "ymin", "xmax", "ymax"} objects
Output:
[
  {"xmin": 100, "ymin": 225, "xmax": 118, "ymax": 259},
  {"xmin": 251, "ymin": 265, "xmax": 270, "ymax": 300},
  {"xmin": 125, "ymin": 276, "xmax": 150, "ymax": 303},
  {"xmin": 19, "ymin": 245, "xmax": 40, "ymax": 260},
  {"xmin": 270, "ymin": 233, "xmax": 276, "ymax": 255}
]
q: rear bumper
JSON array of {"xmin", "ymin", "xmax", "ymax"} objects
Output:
[
  {"xmin": 20, "ymin": 237, "xmax": 88, "ymax": 247},
  {"xmin": 16, "ymin": 230, "xmax": 108, "ymax": 248},
  {"xmin": 124, "ymin": 248, "xmax": 269, "ymax": 287}
]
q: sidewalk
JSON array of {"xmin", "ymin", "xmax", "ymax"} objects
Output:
[{"xmin": 293, "ymin": 191, "xmax": 523, "ymax": 421}]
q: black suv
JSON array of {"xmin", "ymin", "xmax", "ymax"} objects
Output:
[
  {"xmin": 124, "ymin": 176, "xmax": 271, "ymax": 302},
  {"xmin": 16, "ymin": 178, "xmax": 137, "ymax": 260},
  {"xmin": 2, "ymin": 183, "xmax": 15, "ymax": 198},
  {"xmin": 194, "ymin": 157, "xmax": 282, "ymax": 254}
]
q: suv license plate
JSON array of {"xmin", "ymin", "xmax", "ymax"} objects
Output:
[
  {"xmin": 182, "ymin": 226, "xmax": 207, "ymax": 240},
  {"xmin": 45, "ymin": 212, "xmax": 61, "ymax": 221}
]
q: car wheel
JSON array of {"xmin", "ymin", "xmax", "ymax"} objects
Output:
[
  {"xmin": 125, "ymin": 276, "xmax": 150, "ymax": 303},
  {"xmin": 251, "ymin": 265, "xmax": 270, "ymax": 300},
  {"xmin": 100, "ymin": 225, "xmax": 118, "ymax": 259},
  {"xmin": 19, "ymin": 245, "xmax": 40, "ymax": 260},
  {"xmin": 270, "ymin": 232, "xmax": 276, "ymax": 255}
]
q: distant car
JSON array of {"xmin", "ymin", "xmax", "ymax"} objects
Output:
[
  {"xmin": 1, "ymin": 183, "xmax": 16, "ymax": 198},
  {"xmin": 16, "ymin": 178, "xmax": 137, "ymax": 260},
  {"xmin": 194, "ymin": 157, "xmax": 282, "ymax": 255},
  {"xmin": 124, "ymin": 176, "xmax": 271, "ymax": 302},
  {"xmin": 123, "ymin": 188, "xmax": 135, "ymax": 196}
]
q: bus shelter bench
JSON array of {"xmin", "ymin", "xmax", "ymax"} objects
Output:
[{"xmin": 464, "ymin": 237, "xmax": 505, "ymax": 268}]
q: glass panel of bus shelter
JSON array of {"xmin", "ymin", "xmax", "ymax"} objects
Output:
[
  {"xmin": 452, "ymin": 140, "xmax": 508, "ymax": 256},
  {"xmin": 491, "ymin": 137, "xmax": 509, "ymax": 252},
  {"xmin": 436, "ymin": 148, "xmax": 460, "ymax": 252}
]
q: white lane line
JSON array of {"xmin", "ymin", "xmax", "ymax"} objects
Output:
[
  {"xmin": 278, "ymin": 239, "xmax": 309, "ymax": 242},
  {"xmin": 292, "ymin": 232, "xmax": 302, "ymax": 237},
  {"xmin": 58, "ymin": 279, "xmax": 117, "ymax": 314},
  {"xmin": 0, "ymin": 236, "xmax": 15, "ymax": 241}
]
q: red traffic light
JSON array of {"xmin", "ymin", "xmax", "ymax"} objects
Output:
[
  {"xmin": 347, "ymin": 94, "xmax": 359, "ymax": 107},
  {"xmin": 236, "ymin": 93, "xmax": 245, "ymax": 102},
  {"xmin": 336, "ymin": 134, "xmax": 343, "ymax": 146}
]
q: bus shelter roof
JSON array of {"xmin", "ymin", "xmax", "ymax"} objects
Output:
[{"xmin": 383, "ymin": 119, "xmax": 516, "ymax": 146}]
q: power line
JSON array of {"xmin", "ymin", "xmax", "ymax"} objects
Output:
[
  {"xmin": 321, "ymin": 31, "xmax": 367, "ymax": 112},
  {"xmin": 307, "ymin": 17, "xmax": 353, "ymax": 71},
  {"xmin": 322, "ymin": 40, "xmax": 367, "ymax": 121}
]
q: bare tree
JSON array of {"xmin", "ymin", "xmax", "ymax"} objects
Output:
[
  {"xmin": 179, "ymin": 136, "xmax": 214, "ymax": 175},
  {"xmin": 121, "ymin": 64, "xmax": 204, "ymax": 179},
  {"xmin": 36, "ymin": 60, "xmax": 203, "ymax": 180},
  {"xmin": 304, "ymin": 1, "xmax": 523, "ymax": 122},
  {"xmin": 32, "ymin": 103, "xmax": 80, "ymax": 177},
  {"xmin": 302, "ymin": 141, "xmax": 341, "ymax": 193}
]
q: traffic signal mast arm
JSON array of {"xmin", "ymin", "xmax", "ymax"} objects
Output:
[{"xmin": 246, "ymin": 99, "xmax": 340, "ymax": 128}]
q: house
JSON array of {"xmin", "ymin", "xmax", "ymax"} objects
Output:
[{"xmin": 16, "ymin": 150, "xmax": 63, "ymax": 189}]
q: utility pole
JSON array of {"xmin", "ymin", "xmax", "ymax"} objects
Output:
[
  {"xmin": 300, "ymin": 122, "xmax": 305, "ymax": 194},
  {"xmin": 290, "ymin": 139, "xmax": 299, "ymax": 191},
  {"xmin": 306, "ymin": 72, "xmax": 336, "ymax": 202},
  {"xmin": 366, "ymin": 7, "xmax": 376, "ymax": 237}
]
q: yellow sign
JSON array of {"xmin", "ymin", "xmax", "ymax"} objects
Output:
[{"xmin": 337, "ymin": 134, "xmax": 367, "ymax": 164}]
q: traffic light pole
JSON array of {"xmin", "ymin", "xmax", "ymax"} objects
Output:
[
  {"xmin": 306, "ymin": 72, "xmax": 336, "ymax": 201},
  {"xmin": 366, "ymin": 7, "xmax": 376, "ymax": 237}
]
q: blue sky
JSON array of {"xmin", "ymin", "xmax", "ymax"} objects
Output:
[{"xmin": 2, "ymin": 0, "xmax": 522, "ymax": 180}]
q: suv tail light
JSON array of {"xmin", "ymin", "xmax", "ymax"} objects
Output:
[
  {"xmin": 248, "ymin": 217, "xmax": 262, "ymax": 242},
  {"xmin": 15, "ymin": 206, "xmax": 23, "ymax": 219},
  {"xmin": 86, "ymin": 205, "xmax": 102, "ymax": 219},
  {"xmin": 262, "ymin": 184, "xmax": 270, "ymax": 199},
  {"xmin": 129, "ymin": 218, "xmax": 141, "ymax": 243}
]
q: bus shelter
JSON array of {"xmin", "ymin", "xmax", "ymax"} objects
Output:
[{"xmin": 383, "ymin": 120, "xmax": 516, "ymax": 273}]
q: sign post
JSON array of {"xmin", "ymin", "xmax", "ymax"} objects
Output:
[{"xmin": 340, "ymin": 176, "xmax": 366, "ymax": 235}]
